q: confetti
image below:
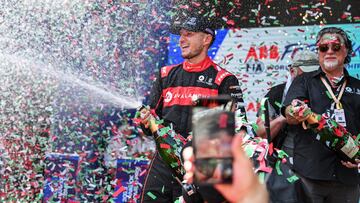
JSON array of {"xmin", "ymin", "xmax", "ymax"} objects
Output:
[
  {"xmin": 1, "ymin": 0, "xmax": 359, "ymax": 201},
  {"xmin": 287, "ymin": 175, "xmax": 300, "ymax": 183},
  {"xmin": 0, "ymin": 0, "xmax": 167, "ymax": 201},
  {"xmin": 112, "ymin": 186, "xmax": 125, "ymax": 197},
  {"xmin": 146, "ymin": 191, "xmax": 157, "ymax": 200}
]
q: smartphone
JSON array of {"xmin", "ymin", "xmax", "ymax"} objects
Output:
[{"xmin": 192, "ymin": 96, "xmax": 235, "ymax": 185}]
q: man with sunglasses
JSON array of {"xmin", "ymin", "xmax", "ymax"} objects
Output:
[{"xmin": 282, "ymin": 27, "xmax": 360, "ymax": 202}]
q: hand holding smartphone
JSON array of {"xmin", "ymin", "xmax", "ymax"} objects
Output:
[{"xmin": 192, "ymin": 96, "xmax": 235, "ymax": 185}]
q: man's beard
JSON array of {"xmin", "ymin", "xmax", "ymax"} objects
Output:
[
  {"xmin": 181, "ymin": 46, "xmax": 203, "ymax": 60},
  {"xmin": 323, "ymin": 59, "xmax": 339, "ymax": 71},
  {"xmin": 182, "ymin": 52, "xmax": 196, "ymax": 59}
]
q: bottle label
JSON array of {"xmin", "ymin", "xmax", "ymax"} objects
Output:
[{"xmin": 340, "ymin": 136, "xmax": 358, "ymax": 159}]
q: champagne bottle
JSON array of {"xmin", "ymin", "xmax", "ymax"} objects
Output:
[
  {"xmin": 291, "ymin": 100, "xmax": 359, "ymax": 163},
  {"xmin": 138, "ymin": 105, "xmax": 187, "ymax": 180}
]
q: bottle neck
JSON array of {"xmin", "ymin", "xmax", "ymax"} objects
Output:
[
  {"xmin": 306, "ymin": 112, "xmax": 320, "ymax": 125},
  {"xmin": 149, "ymin": 118, "xmax": 159, "ymax": 134},
  {"xmin": 138, "ymin": 105, "xmax": 159, "ymax": 134}
]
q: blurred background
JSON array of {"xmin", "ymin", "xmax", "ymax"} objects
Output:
[{"xmin": 0, "ymin": 0, "xmax": 359, "ymax": 202}]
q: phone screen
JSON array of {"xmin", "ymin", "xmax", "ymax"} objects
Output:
[{"xmin": 192, "ymin": 97, "xmax": 235, "ymax": 185}]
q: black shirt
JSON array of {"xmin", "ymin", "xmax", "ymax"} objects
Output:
[
  {"xmin": 283, "ymin": 67, "xmax": 360, "ymax": 185},
  {"xmin": 266, "ymin": 83, "xmax": 286, "ymax": 117},
  {"xmin": 264, "ymin": 83, "xmax": 288, "ymax": 148}
]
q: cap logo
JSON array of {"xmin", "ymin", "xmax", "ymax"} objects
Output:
[{"xmin": 186, "ymin": 17, "xmax": 197, "ymax": 26}]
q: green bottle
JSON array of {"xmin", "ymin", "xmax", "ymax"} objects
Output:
[
  {"xmin": 292, "ymin": 100, "xmax": 360, "ymax": 163},
  {"xmin": 138, "ymin": 105, "xmax": 186, "ymax": 180}
]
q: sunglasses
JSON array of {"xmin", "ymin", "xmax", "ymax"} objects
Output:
[{"xmin": 318, "ymin": 43, "xmax": 343, "ymax": 53}]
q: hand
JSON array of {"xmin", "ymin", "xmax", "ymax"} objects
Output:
[
  {"xmin": 182, "ymin": 132, "xmax": 268, "ymax": 203},
  {"xmin": 341, "ymin": 159, "xmax": 360, "ymax": 169},
  {"xmin": 214, "ymin": 134, "xmax": 268, "ymax": 203},
  {"xmin": 138, "ymin": 107, "xmax": 151, "ymax": 129},
  {"xmin": 182, "ymin": 146, "xmax": 195, "ymax": 183},
  {"xmin": 285, "ymin": 99, "xmax": 311, "ymax": 124},
  {"xmin": 290, "ymin": 99, "xmax": 311, "ymax": 122}
]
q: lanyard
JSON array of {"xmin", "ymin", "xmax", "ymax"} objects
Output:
[{"xmin": 320, "ymin": 76, "xmax": 347, "ymax": 109}]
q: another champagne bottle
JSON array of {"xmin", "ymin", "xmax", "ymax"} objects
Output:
[{"xmin": 291, "ymin": 100, "xmax": 359, "ymax": 163}]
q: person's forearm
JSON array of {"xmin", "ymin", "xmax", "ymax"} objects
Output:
[{"xmin": 256, "ymin": 116, "xmax": 286, "ymax": 140}]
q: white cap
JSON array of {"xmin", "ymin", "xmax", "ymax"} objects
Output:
[{"xmin": 291, "ymin": 50, "xmax": 319, "ymax": 72}]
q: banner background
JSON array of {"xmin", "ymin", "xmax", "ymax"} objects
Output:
[{"xmin": 168, "ymin": 23, "xmax": 360, "ymax": 120}]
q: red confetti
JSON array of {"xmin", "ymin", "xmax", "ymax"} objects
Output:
[
  {"xmin": 113, "ymin": 186, "xmax": 126, "ymax": 197},
  {"xmin": 333, "ymin": 128, "xmax": 343, "ymax": 137},
  {"xmin": 226, "ymin": 19, "xmax": 235, "ymax": 26},
  {"xmin": 268, "ymin": 143, "xmax": 274, "ymax": 155},
  {"xmin": 160, "ymin": 143, "xmax": 170, "ymax": 149}
]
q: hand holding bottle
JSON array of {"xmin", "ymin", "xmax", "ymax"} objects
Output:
[
  {"xmin": 137, "ymin": 105, "xmax": 158, "ymax": 133},
  {"xmin": 136, "ymin": 105, "xmax": 187, "ymax": 180},
  {"xmin": 286, "ymin": 99, "xmax": 312, "ymax": 123},
  {"xmin": 285, "ymin": 100, "xmax": 360, "ymax": 163},
  {"xmin": 139, "ymin": 108, "xmax": 151, "ymax": 128}
]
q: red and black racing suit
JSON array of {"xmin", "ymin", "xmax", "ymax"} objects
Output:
[{"xmin": 141, "ymin": 56, "xmax": 244, "ymax": 203}]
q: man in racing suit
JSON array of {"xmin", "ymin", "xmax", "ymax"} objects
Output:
[{"xmin": 140, "ymin": 14, "xmax": 244, "ymax": 203}]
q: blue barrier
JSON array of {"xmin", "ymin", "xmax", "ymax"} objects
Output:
[
  {"xmin": 43, "ymin": 154, "xmax": 149, "ymax": 202},
  {"xmin": 113, "ymin": 159, "xmax": 150, "ymax": 203},
  {"xmin": 43, "ymin": 153, "xmax": 80, "ymax": 202}
]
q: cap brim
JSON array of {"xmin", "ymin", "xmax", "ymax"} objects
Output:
[
  {"xmin": 170, "ymin": 24, "xmax": 200, "ymax": 35},
  {"xmin": 298, "ymin": 65, "xmax": 319, "ymax": 72}
]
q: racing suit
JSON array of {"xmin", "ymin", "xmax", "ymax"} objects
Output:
[{"xmin": 141, "ymin": 56, "xmax": 244, "ymax": 203}]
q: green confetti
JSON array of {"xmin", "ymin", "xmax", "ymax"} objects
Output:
[
  {"xmin": 275, "ymin": 160, "xmax": 283, "ymax": 175},
  {"xmin": 155, "ymin": 119, "xmax": 164, "ymax": 125},
  {"xmin": 135, "ymin": 111, "xmax": 141, "ymax": 118},
  {"xmin": 261, "ymin": 113, "xmax": 265, "ymax": 121},
  {"xmin": 252, "ymin": 123, "xmax": 259, "ymax": 132},
  {"xmin": 330, "ymin": 120, "xmax": 338, "ymax": 128},
  {"xmin": 287, "ymin": 175, "xmax": 300, "ymax": 183},
  {"xmin": 332, "ymin": 138, "xmax": 339, "ymax": 147},
  {"xmin": 258, "ymin": 172, "xmax": 265, "ymax": 183},
  {"xmin": 147, "ymin": 191, "xmax": 157, "ymax": 200},
  {"xmin": 158, "ymin": 126, "xmax": 171, "ymax": 137},
  {"xmin": 277, "ymin": 150, "xmax": 289, "ymax": 159},
  {"xmin": 355, "ymin": 133, "xmax": 360, "ymax": 146},
  {"xmin": 274, "ymin": 101, "xmax": 282, "ymax": 109},
  {"xmin": 244, "ymin": 144, "xmax": 256, "ymax": 158}
]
